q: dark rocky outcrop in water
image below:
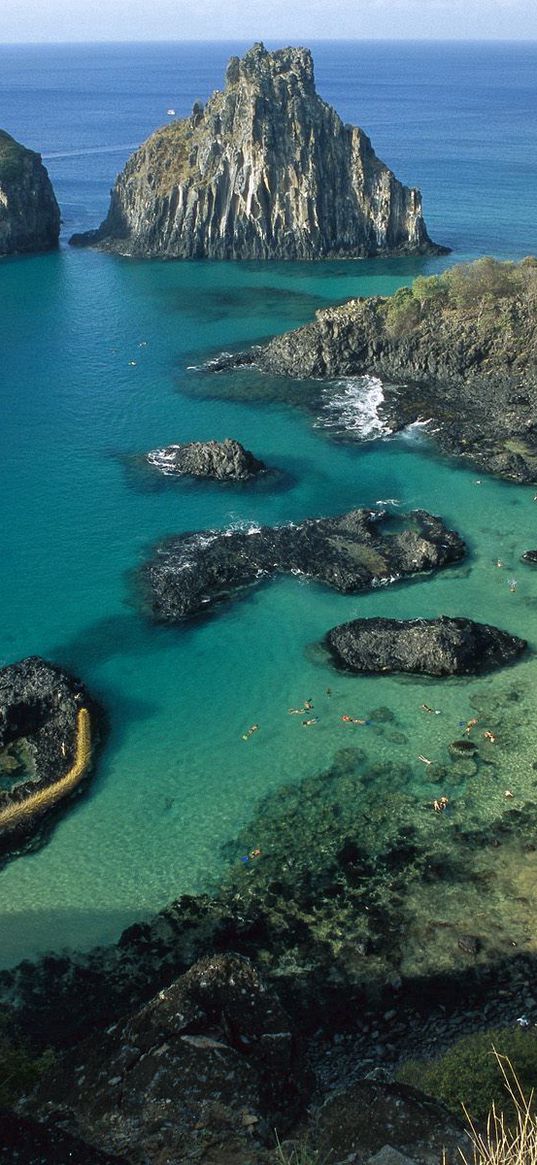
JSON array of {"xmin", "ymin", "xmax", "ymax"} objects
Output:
[
  {"xmin": 0, "ymin": 131, "xmax": 60, "ymax": 255},
  {"xmin": 70, "ymin": 43, "xmax": 442, "ymax": 260},
  {"xmin": 147, "ymin": 437, "xmax": 266, "ymax": 480},
  {"xmin": 0, "ymin": 656, "xmax": 99, "ymax": 860},
  {"xmin": 141, "ymin": 508, "xmax": 465, "ymax": 622},
  {"xmin": 522, "ymin": 549, "xmax": 537, "ymax": 565},
  {"xmin": 325, "ymin": 616, "xmax": 527, "ymax": 676},
  {"xmin": 221, "ymin": 258, "xmax": 537, "ymax": 482}
]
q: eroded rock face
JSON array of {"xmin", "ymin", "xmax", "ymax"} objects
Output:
[
  {"xmin": 0, "ymin": 131, "xmax": 60, "ymax": 255},
  {"xmin": 147, "ymin": 437, "xmax": 266, "ymax": 480},
  {"xmin": 141, "ymin": 508, "xmax": 465, "ymax": 622},
  {"xmin": 70, "ymin": 43, "xmax": 442, "ymax": 259},
  {"xmin": 25, "ymin": 954, "xmax": 305, "ymax": 1165},
  {"xmin": 325, "ymin": 616, "xmax": 527, "ymax": 676},
  {"xmin": 0, "ymin": 656, "xmax": 99, "ymax": 860}
]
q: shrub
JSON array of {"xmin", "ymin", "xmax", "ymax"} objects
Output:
[
  {"xmin": 0, "ymin": 1017, "xmax": 54, "ymax": 1107},
  {"xmin": 397, "ymin": 1027, "xmax": 537, "ymax": 1123}
]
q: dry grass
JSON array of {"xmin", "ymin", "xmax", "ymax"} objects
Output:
[{"xmin": 459, "ymin": 1051, "xmax": 537, "ymax": 1165}]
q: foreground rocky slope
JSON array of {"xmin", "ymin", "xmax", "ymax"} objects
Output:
[
  {"xmin": 0, "ymin": 131, "xmax": 60, "ymax": 255},
  {"xmin": 141, "ymin": 507, "xmax": 465, "ymax": 621},
  {"xmin": 71, "ymin": 43, "xmax": 442, "ymax": 259},
  {"xmin": 325, "ymin": 616, "xmax": 527, "ymax": 676},
  {"xmin": 224, "ymin": 257, "xmax": 537, "ymax": 481}
]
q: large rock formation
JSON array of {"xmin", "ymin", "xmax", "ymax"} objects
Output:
[
  {"xmin": 325, "ymin": 616, "xmax": 527, "ymax": 676},
  {"xmin": 0, "ymin": 131, "xmax": 60, "ymax": 255},
  {"xmin": 147, "ymin": 437, "xmax": 266, "ymax": 480},
  {"xmin": 219, "ymin": 257, "xmax": 537, "ymax": 482},
  {"xmin": 70, "ymin": 43, "xmax": 442, "ymax": 260},
  {"xmin": 141, "ymin": 508, "xmax": 465, "ymax": 622}
]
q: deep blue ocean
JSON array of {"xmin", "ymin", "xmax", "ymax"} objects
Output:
[{"xmin": 1, "ymin": 41, "xmax": 537, "ymax": 969}]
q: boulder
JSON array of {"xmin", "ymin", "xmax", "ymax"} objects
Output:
[
  {"xmin": 146, "ymin": 437, "xmax": 266, "ymax": 480},
  {"xmin": 325, "ymin": 616, "xmax": 526, "ymax": 676}
]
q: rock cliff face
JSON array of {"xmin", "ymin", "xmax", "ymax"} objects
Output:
[
  {"xmin": 0, "ymin": 131, "xmax": 60, "ymax": 255},
  {"xmin": 71, "ymin": 43, "xmax": 442, "ymax": 259}
]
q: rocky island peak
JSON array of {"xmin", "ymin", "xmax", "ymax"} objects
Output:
[
  {"xmin": 70, "ymin": 42, "xmax": 444, "ymax": 259},
  {"xmin": 0, "ymin": 130, "xmax": 60, "ymax": 256}
]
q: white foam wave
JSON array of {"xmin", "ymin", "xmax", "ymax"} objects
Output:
[{"xmin": 316, "ymin": 376, "xmax": 393, "ymax": 439}]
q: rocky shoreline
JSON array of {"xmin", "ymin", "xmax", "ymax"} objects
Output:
[
  {"xmin": 146, "ymin": 437, "xmax": 267, "ymax": 481},
  {"xmin": 211, "ymin": 258, "xmax": 537, "ymax": 482}
]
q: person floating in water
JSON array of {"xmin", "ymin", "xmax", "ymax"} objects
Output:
[
  {"xmin": 302, "ymin": 718, "xmax": 318, "ymax": 726},
  {"xmin": 242, "ymin": 723, "xmax": 259, "ymax": 741},
  {"xmin": 420, "ymin": 704, "xmax": 441, "ymax": 715}
]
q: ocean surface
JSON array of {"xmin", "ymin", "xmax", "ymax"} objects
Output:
[{"xmin": 1, "ymin": 40, "xmax": 537, "ymax": 969}]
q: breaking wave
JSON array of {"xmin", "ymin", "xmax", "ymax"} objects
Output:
[{"xmin": 316, "ymin": 376, "xmax": 393, "ymax": 438}]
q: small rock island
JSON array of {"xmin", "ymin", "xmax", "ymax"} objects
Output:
[
  {"xmin": 147, "ymin": 438, "xmax": 266, "ymax": 481},
  {"xmin": 141, "ymin": 508, "xmax": 465, "ymax": 622},
  {"xmin": 325, "ymin": 616, "xmax": 527, "ymax": 676},
  {"xmin": 70, "ymin": 43, "xmax": 443, "ymax": 260},
  {"xmin": 0, "ymin": 130, "xmax": 60, "ymax": 255},
  {"xmin": 0, "ymin": 656, "xmax": 99, "ymax": 859}
]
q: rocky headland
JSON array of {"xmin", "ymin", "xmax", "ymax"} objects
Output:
[
  {"xmin": 0, "ymin": 131, "xmax": 60, "ymax": 256},
  {"xmin": 141, "ymin": 507, "xmax": 465, "ymax": 622},
  {"xmin": 146, "ymin": 437, "xmax": 266, "ymax": 480},
  {"xmin": 219, "ymin": 257, "xmax": 537, "ymax": 482},
  {"xmin": 70, "ymin": 43, "xmax": 443, "ymax": 260},
  {"xmin": 0, "ymin": 656, "xmax": 100, "ymax": 862},
  {"xmin": 325, "ymin": 616, "xmax": 527, "ymax": 676}
]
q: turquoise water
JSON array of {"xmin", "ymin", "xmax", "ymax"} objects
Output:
[{"xmin": 1, "ymin": 43, "xmax": 537, "ymax": 968}]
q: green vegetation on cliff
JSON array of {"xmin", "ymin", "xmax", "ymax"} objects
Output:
[
  {"xmin": 385, "ymin": 255, "xmax": 537, "ymax": 337},
  {"xmin": 0, "ymin": 130, "xmax": 32, "ymax": 184}
]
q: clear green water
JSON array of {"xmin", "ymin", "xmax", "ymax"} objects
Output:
[
  {"xmin": 2, "ymin": 39, "xmax": 537, "ymax": 971},
  {"xmin": 1, "ymin": 248, "xmax": 537, "ymax": 968}
]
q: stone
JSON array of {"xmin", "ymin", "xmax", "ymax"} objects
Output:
[
  {"xmin": 449, "ymin": 739, "xmax": 478, "ymax": 757},
  {"xmin": 368, "ymin": 1147, "xmax": 418, "ymax": 1165},
  {"xmin": 522, "ymin": 550, "xmax": 537, "ymax": 565},
  {"xmin": 0, "ymin": 130, "xmax": 60, "ymax": 255},
  {"xmin": 146, "ymin": 437, "xmax": 266, "ymax": 481},
  {"xmin": 141, "ymin": 509, "xmax": 465, "ymax": 623},
  {"xmin": 324, "ymin": 616, "xmax": 526, "ymax": 676},
  {"xmin": 25, "ymin": 954, "xmax": 306, "ymax": 1164},
  {"xmin": 70, "ymin": 43, "xmax": 443, "ymax": 260}
]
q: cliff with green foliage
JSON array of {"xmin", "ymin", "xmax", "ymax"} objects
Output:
[
  {"xmin": 0, "ymin": 131, "xmax": 60, "ymax": 256},
  {"xmin": 248, "ymin": 257, "xmax": 537, "ymax": 481},
  {"xmin": 71, "ymin": 42, "xmax": 443, "ymax": 260}
]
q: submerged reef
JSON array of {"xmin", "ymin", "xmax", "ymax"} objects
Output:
[
  {"xmin": 325, "ymin": 616, "xmax": 527, "ymax": 676},
  {"xmin": 70, "ymin": 42, "xmax": 442, "ymax": 260},
  {"xmin": 141, "ymin": 507, "xmax": 465, "ymax": 622},
  {"xmin": 0, "ymin": 656, "xmax": 100, "ymax": 863}
]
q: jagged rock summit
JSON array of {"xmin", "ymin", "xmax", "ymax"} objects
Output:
[
  {"xmin": 0, "ymin": 130, "xmax": 60, "ymax": 256},
  {"xmin": 71, "ymin": 43, "xmax": 443, "ymax": 260}
]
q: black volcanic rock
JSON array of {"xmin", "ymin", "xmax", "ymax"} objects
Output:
[
  {"xmin": 0, "ymin": 130, "xmax": 60, "ymax": 255},
  {"xmin": 325, "ymin": 616, "xmax": 526, "ymax": 676},
  {"xmin": 26, "ymin": 954, "xmax": 304, "ymax": 1164},
  {"xmin": 522, "ymin": 549, "xmax": 537, "ymax": 565},
  {"xmin": 0, "ymin": 656, "xmax": 100, "ymax": 857},
  {"xmin": 142, "ymin": 509, "xmax": 465, "ymax": 622},
  {"xmin": 223, "ymin": 258, "xmax": 537, "ymax": 483},
  {"xmin": 70, "ymin": 43, "xmax": 442, "ymax": 260},
  {"xmin": 147, "ymin": 437, "xmax": 266, "ymax": 480}
]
